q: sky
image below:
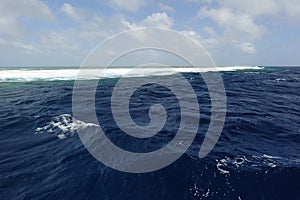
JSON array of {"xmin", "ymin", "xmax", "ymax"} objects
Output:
[{"xmin": 0, "ymin": 0, "xmax": 300, "ymax": 67}]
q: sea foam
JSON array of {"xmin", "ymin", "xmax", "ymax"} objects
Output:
[
  {"xmin": 0, "ymin": 66, "xmax": 264, "ymax": 82},
  {"xmin": 35, "ymin": 114, "xmax": 99, "ymax": 139}
]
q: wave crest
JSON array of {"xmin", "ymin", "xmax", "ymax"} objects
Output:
[
  {"xmin": 35, "ymin": 114, "xmax": 99, "ymax": 139},
  {"xmin": 0, "ymin": 66, "xmax": 264, "ymax": 82}
]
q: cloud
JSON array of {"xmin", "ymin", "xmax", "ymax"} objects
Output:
[
  {"xmin": 185, "ymin": 0, "xmax": 212, "ymax": 3},
  {"xmin": 158, "ymin": 3, "xmax": 175, "ymax": 13},
  {"xmin": 59, "ymin": 3, "xmax": 129, "ymax": 41},
  {"xmin": 108, "ymin": 0, "xmax": 147, "ymax": 12},
  {"xmin": 220, "ymin": 0, "xmax": 280, "ymax": 17},
  {"xmin": 195, "ymin": 0, "xmax": 300, "ymax": 58},
  {"xmin": 142, "ymin": 12, "xmax": 174, "ymax": 28},
  {"xmin": 0, "ymin": 38, "xmax": 34, "ymax": 52},
  {"xmin": 198, "ymin": 7, "xmax": 266, "ymax": 40},
  {"xmin": 123, "ymin": 12, "xmax": 174, "ymax": 29},
  {"xmin": 40, "ymin": 31, "xmax": 80, "ymax": 52},
  {"xmin": 2, "ymin": 0, "xmax": 299, "ymax": 66},
  {"xmin": 282, "ymin": 0, "xmax": 300, "ymax": 19},
  {"xmin": 0, "ymin": 0, "xmax": 55, "ymax": 23},
  {"xmin": 235, "ymin": 41, "xmax": 256, "ymax": 54},
  {"xmin": 0, "ymin": 0, "xmax": 55, "ymax": 37},
  {"xmin": 220, "ymin": 0, "xmax": 300, "ymax": 20},
  {"xmin": 203, "ymin": 26, "xmax": 216, "ymax": 36},
  {"xmin": 0, "ymin": 0, "xmax": 55, "ymax": 21},
  {"xmin": 0, "ymin": 17, "xmax": 23, "ymax": 37},
  {"xmin": 60, "ymin": 3, "xmax": 85, "ymax": 22},
  {"xmin": 196, "ymin": 3, "xmax": 269, "ymax": 55},
  {"xmin": 181, "ymin": 30, "xmax": 218, "ymax": 50}
]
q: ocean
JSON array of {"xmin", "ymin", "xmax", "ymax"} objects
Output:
[{"xmin": 1, "ymin": 66, "xmax": 300, "ymax": 199}]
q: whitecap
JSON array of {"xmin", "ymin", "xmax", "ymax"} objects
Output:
[
  {"xmin": 0, "ymin": 66, "xmax": 264, "ymax": 82},
  {"xmin": 35, "ymin": 114, "xmax": 99, "ymax": 139},
  {"xmin": 275, "ymin": 78, "xmax": 286, "ymax": 81}
]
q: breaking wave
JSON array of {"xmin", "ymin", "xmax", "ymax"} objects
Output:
[
  {"xmin": 0, "ymin": 66, "xmax": 263, "ymax": 82},
  {"xmin": 35, "ymin": 114, "xmax": 99, "ymax": 139}
]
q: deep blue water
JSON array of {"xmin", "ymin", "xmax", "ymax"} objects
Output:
[{"xmin": 1, "ymin": 67, "xmax": 300, "ymax": 199}]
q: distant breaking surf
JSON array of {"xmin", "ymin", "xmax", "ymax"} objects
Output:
[{"xmin": 0, "ymin": 66, "xmax": 263, "ymax": 82}]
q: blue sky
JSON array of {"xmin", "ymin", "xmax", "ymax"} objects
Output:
[{"xmin": 0, "ymin": 0, "xmax": 300, "ymax": 66}]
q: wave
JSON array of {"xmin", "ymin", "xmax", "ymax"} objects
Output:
[
  {"xmin": 0, "ymin": 66, "xmax": 264, "ymax": 82},
  {"xmin": 216, "ymin": 154, "xmax": 300, "ymax": 175},
  {"xmin": 35, "ymin": 114, "xmax": 99, "ymax": 139}
]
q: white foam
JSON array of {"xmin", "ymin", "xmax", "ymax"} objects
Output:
[
  {"xmin": 57, "ymin": 133, "xmax": 67, "ymax": 140},
  {"xmin": 215, "ymin": 154, "xmax": 300, "ymax": 175},
  {"xmin": 0, "ymin": 66, "xmax": 264, "ymax": 82},
  {"xmin": 215, "ymin": 155, "xmax": 282, "ymax": 175},
  {"xmin": 275, "ymin": 78, "xmax": 286, "ymax": 81},
  {"xmin": 35, "ymin": 114, "xmax": 99, "ymax": 139},
  {"xmin": 261, "ymin": 154, "xmax": 281, "ymax": 159},
  {"xmin": 216, "ymin": 157, "xmax": 231, "ymax": 174}
]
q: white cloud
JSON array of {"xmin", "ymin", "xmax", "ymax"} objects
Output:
[
  {"xmin": 282, "ymin": 0, "xmax": 300, "ymax": 19},
  {"xmin": 0, "ymin": 17, "xmax": 23, "ymax": 36},
  {"xmin": 235, "ymin": 41, "xmax": 256, "ymax": 54},
  {"xmin": 59, "ymin": 4, "xmax": 129, "ymax": 42},
  {"xmin": 60, "ymin": 3, "xmax": 85, "ymax": 22},
  {"xmin": 0, "ymin": 0, "xmax": 55, "ymax": 37},
  {"xmin": 185, "ymin": 0, "xmax": 212, "ymax": 3},
  {"xmin": 12, "ymin": 41, "xmax": 34, "ymax": 51},
  {"xmin": 195, "ymin": 0, "xmax": 300, "ymax": 56},
  {"xmin": 4, "ymin": 0, "xmax": 299, "ymax": 66},
  {"xmin": 142, "ymin": 12, "xmax": 174, "ymax": 28},
  {"xmin": 196, "ymin": 4, "xmax": 263, "ymax": 55},
  {"xmin": 124, "ymin": 12, "xmax": 174, "ymax": 29},
  {"xmin": 220, "ymin": 0, "xmax": 280, "ymax": 17},
  {"xmin": 39, "ymin": 31, "xmax": 81, "ymax": 53},
  {"xmin": 0, "ymin": 0, "xmax": 55, "ymax": 21},
  {"xmin": 108, "ymin": 0, "xmax": 147, "ymax": 12},
  {"xmin": 220, "ymin": 0, "xmax": 300, "ymax": 20},
  {"xmin": 0, "ymin": 38, "xmax": 34, "ymax": 52},
  {"xmin": 81, "ymin": 15, "xmax": 127, "ymax": 41},
  {"xmin": 119, "ymin": 12, "xmax": 175, "ymax": 59},
  {"xmin": 198, "ymin": 7, "xmax": 266, "ymax": 40},
  {"xmin": 181, "ymin": 30, "xmax": 218, "ymax": 49},
  {"xmin": 203, "ymin": 26, "xmax": 216, "ymax": 36},
  {"xmin": 158, "ymin": 3, "xmax": 175, "ymax": 13}
]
